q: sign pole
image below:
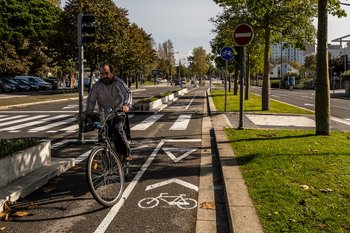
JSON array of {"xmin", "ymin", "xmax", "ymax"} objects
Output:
[
  {"xmin": 225, "ymin": 60, "xmax": 228, "ymax": 112},
  {"xmin": 233, "ymin": 23, "xmax": 254, "ymax": 130},
  {"xmin": 238, "ymin": 46, "xmax": 245, "ymax": 130}
]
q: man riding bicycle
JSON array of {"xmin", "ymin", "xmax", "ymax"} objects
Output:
[{"xmin": 86, "ymin": 63, "xmax": 132, "ymax": 161}]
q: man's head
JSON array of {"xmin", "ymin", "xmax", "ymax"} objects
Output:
[{"xmin": 100, "ymin": 63, "xmax": 115, "ymax": 84}]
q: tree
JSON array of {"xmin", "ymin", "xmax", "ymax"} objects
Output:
[
  {"xmin": 315, "ymin": 0, "xmax": 330, "ymax": 135},
  {"xmin": 157, "ymin": 40, "xmax": 175, "ymax": 81},
  {"xmin": 187, "ymin": 47, "xmax": 210, "ymax": 83},
  {"xmin": 55, "ymin": 0, "xmax": 157, "ymax": 84},
  {"xmin": 0, "ymin": 0, "xmax": 61, "ymax": 76},
  {"xmin": 213, "ymin": 0, "xmax": 317, "ymax": 110}
]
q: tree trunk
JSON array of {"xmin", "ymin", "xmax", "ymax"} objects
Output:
[
  {"xmin": 315, "ymin": 0, "xmax": 330, "ymax": 135},
  {"xmin": 234, "ymin": 67, "xmax": 238, "ymax": 95},
  {"xmin": 262, "ymin": 26, "xmax": 271, "ymax": 110}
]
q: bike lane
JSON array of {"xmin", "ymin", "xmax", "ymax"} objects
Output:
[
  {"xmin": 0, "ymin": 88, "xmax": 207, "ymax": 233},
  {"xmin": 94, "ymin": 89, "xmax": 206, "ymax": 233}
]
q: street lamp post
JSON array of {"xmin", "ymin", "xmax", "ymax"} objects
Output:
[{"xmin": 178, "ymin": 58, "xmax": 185, "ymax": 88}]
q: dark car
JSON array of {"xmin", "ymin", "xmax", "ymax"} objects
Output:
[
  {"xmin": 0, "ymin": 80, "xmax": 16, "ymax": 93},
  {"xmin": 15, "ymin": 79, "xmax": 40, "ymax": 91},
  {"xmin": 44, "ymin": 77, "xmax": 59, "ymax": 90},
  {"xmin": 3, "ymin": 78, "xmax": 30, "ymax": 92}
]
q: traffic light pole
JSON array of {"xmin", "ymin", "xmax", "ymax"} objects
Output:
[{"xmin": 77, "ymin": 13, "xmax": 85, "ymax": 143}]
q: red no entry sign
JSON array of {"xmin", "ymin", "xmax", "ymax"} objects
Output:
[{"xmin": 233, "ymin": 23, "xmax": 254, "ymax": 46}]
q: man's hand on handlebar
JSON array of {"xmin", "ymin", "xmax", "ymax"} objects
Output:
[{"xmin": 121, "ymin": 105, "xmax": 129, "ymax": 113}]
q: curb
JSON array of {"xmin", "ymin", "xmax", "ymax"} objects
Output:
[
  {"xmin": 207, "ymin": 91, "xmax": 264, "ymax": 233},
  {"xmin": 0, "ymin": 143, "xmax": 75, "ymax": 212},
  {"xmin": 196, "ymin": 89, "xmax": 217, "ymax": 232}
]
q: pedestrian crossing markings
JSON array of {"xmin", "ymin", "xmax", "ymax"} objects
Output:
[{"xmin": 0, "ymin": 114, "xmax": 194, "ymax": 133}]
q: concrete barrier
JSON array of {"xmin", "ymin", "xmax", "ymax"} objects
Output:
[{"xmin": 0, "ymin": 141, "xmax": 51, "ymax": 188}]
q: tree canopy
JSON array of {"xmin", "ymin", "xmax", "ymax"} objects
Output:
[{"xmin": 0, "ymin": 0, "xmax": 61, "ymax": 76}]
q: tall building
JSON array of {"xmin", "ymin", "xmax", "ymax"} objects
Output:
[{"xmin": 271, "ymin": 43, "xmax": 305, "ymax": 65}]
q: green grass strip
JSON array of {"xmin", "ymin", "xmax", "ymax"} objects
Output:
[
  {"xmin": 210, "ymin": 89, "xmax": 312, "ymax": 114},
  {"xmin": 225, "ymin": 129, "xmax": 350, "ymax": 232},
  {"xmin": 0, "ymin": 93, "xmax": 79, "ymax": 107}
]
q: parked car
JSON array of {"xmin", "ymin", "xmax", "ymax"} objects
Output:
[
  {"xmin": 3, "ymin": 78, "xmax": 30, "ymax": 92},
  {"xmin": 0, "ymin": 80, "xmax": 16, "ymax": 93},
  {"xmin": 14, "ymin": 76, "xmax": 52, "ymax": 90},
  {"xmin": 43, "ymin": 77, "xmax": 59, "ymax": 90},
  {"xmin": 84, "ymin": 77, "xmax": 99, "ymax": 87},
  {"xmin": 14, "ymin": 79, "xmax": 40, "ymax": 91}
]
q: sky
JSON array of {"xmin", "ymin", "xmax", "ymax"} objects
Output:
[{"xmin": 61, "ymin": 1, "xmax": 350, "ymax": 61}]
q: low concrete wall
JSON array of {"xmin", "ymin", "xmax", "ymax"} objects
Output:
[
  {"xmin": 0, "ymin": 141, "xmax": 51, "ymax": 188},
  {"xmin": 133, "ymin": 88, "xmax": 187, "ymax": 111}
]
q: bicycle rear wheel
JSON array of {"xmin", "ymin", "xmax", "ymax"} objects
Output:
[{"xmin": 86, "ymin": 146, "xmax": 124, "ymax": 207}]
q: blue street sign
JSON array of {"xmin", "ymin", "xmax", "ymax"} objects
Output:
[{"xmin": 220, "ymin": 46, "xmax": 234, "ymax": 61}]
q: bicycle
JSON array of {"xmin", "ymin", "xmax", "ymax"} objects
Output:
[
  {"xmin": 138, "ymin": 193, "xmax": 197, "ymax": 209},
  {"xmin": 82, "ymin": 108, "xmax": 130, "ymax": 207}
]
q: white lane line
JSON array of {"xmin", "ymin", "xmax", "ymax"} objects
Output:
[
  {"xmin": 185, "ymin": 91, "xmax": 199, "ymax": 110},
  {"xmin": 94, "ymin": 140, "xmax": 165, "ymax": 233},
  {"xmin": 0, "ymin": 115, "xmax": 69, "ymax": 132},
  {"xmin": 0, "ymin": 115, "xmax": 26, "ymax": 122},
  {"xmin": 131, "ymin": 114, "xmax": 163, "ymax": 130},
  {"xmin": 304, "ymin": 103, "xmax": 315, "ymax": 107},
  {"xmin": 169, "ymin": 114, "xmax": 192, "ymax": 130},
  {"xmin": 29, "ymin": 117, "xmax": 76, "ymax": 133},
  {"xmin": 0, "ymin": 115, "xmax": 48, "ymax": 127}
]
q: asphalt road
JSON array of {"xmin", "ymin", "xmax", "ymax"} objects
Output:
[
  {"xmin": 1, "ymin": 86, "xmax": 223, "ymax": 233},
  {"xmin": 250, "ymin": 86, "xmax": 350, "ymax": 121}
]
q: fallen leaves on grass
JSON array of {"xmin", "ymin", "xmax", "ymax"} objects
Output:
[
  {"xmin": 200, "ymin": 202, "xmax": 215, "ymax": 209},
  {"xmin": 320, "ymin": 188, "xmax": 333, "ymax": 193},
  {"xmin": 300, "ymin": 184, "xmax": 309, "ymax": 190}
]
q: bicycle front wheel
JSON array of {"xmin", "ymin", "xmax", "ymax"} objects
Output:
[{"xmin": 86, "ymin": 146, "xmax": 125, "ymax": 207}]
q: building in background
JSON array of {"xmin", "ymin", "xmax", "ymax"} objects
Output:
[{"xmin": 271, "ymin": 43, "xmax": 306, "ymax": 65}]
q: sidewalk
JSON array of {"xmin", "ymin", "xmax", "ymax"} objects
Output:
[{"xmin": 205, "ymin": 92, "xmax": 264, "ymax": 233}]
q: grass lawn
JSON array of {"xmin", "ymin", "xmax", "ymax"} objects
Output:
[
  {"xmin": 225, "ymin": 129, "xmax": 350, "ymax": 232},
  {"xmin": 210, "ymin": 89, "xmax": 312, "ymax": 114}
]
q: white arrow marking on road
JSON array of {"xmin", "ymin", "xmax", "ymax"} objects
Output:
[
  {"xmin": 162, "ymin": 147, "xmax": 197, "ymax": 162},
  {"xmin": 145, "ymin": 178, "xmax": 199, "ymax": 192}
]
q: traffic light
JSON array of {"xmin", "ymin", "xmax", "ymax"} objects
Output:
[{"xmin": 78, "ymin": 13, "xmax": 95, "ymax": 45}]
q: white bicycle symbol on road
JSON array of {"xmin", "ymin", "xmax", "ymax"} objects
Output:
[{"xmin": 138, "ymin": 193, "xmax": 197, "ymax": 209}]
